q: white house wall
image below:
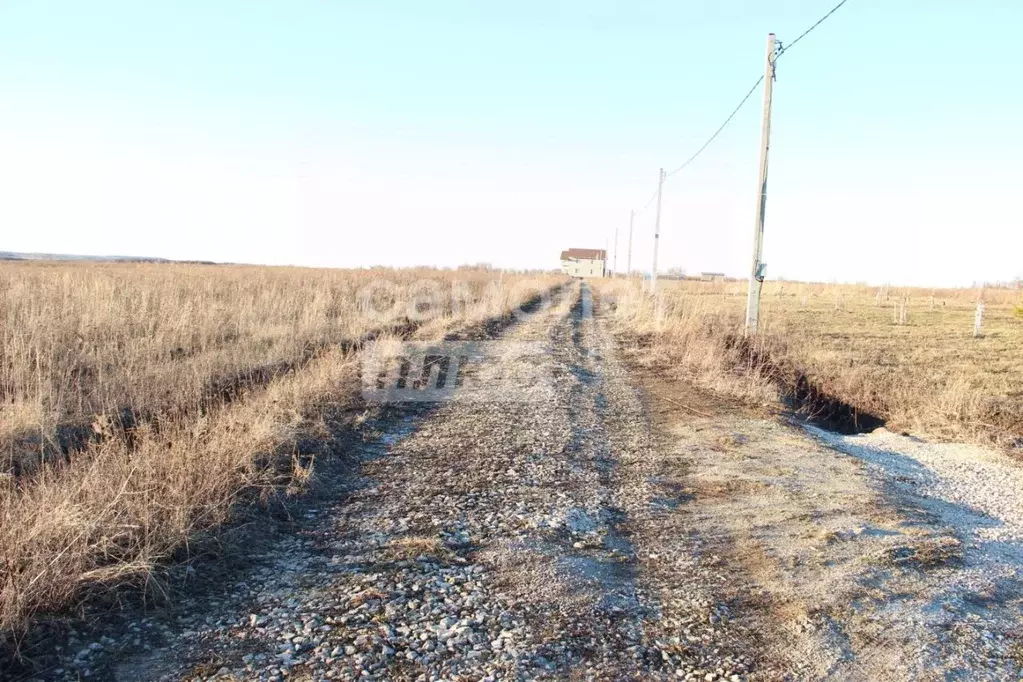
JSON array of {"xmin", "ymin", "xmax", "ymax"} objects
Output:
[{"xmin": 561, "ymin": 259, "xmax": 605, "ymax": 278}]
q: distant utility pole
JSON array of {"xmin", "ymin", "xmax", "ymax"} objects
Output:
[
  {"xmin": 651, "ymin": 168, "xmax": 665, "ymax": 294},
  {"xmin": 627, "ymin": 210, "xmax": 634, "ymax": 278},
  {"xmin": 975, "ymin": 286, "xmax": 985, "ymax": 337},
  {"xmin": 744, "ymin": 33, "xmax": 777, "ymax": 336},
  {"xmin": 613, "ymin": 226, "xmax": 619, "ymax": 276}
]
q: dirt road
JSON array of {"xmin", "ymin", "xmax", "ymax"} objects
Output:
[{"xmin": 32, "ymin": 283, "xmax": 1023, "ymax": 681}]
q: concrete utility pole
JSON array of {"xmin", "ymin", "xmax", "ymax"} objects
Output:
[
  {"xmin": 627, "ymin": 210, "xmax": 634, "ymax": 278},
  {"xmin": 744, "ymin": 33, "xmax": 777, "ymax": 336},
  {"xmin": 974, "ymin": 286, "xmax": 985, "ymax": 337},
  {"xmin": 651, "ymin": 168, "xmax": 665, "ymax": 294},
  {"xmin": 613, "ymin": 227, "xmax": 619, "ymax": 276}
]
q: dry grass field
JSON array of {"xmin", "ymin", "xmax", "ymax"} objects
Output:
[
  {"xmin": 2, "ymin": 263, "xmax": 1019, "ymax": 655},
  {"xmin": 0, "ymin": 261, "xmax": 560, "ymax": 641},
  {"xmin": 598, "ymin": 278, "xmax": 1023, "ymax": 447}
]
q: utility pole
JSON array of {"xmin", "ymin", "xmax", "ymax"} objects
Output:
[
  {"xmin": 744, "ymin": 33, "xmax": 777, "ymax": 336},
  {"xmin": 613, "ymin": 227, "xmax": 619, "ymax": 277},
  {"xmin": 651, "ymin": 168, "xmax": 665, "ymax": 294},
  {"xmin": 627, "ymin": 210, "xmax": 634, "ymax": 278},
  {"xmin": 975, "ymin": 285, "xmax": 985, "ymax": 337}
]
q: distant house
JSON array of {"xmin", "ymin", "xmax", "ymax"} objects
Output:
[
  {"xmin": 699, "ymin": 272, "xmax": 726, "ymax": 282},
  {"xmin": 560, "ymin": 248, "xmax": 606, "ymax": 278}
]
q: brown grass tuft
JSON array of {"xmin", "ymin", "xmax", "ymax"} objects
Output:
[{"xmin": 383, "ymin": 536, "xmax": 453, "ymax": 561}]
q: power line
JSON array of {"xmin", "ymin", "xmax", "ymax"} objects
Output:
[
  {"xmin": 661, "ymin": 0, "xmax": 853, "ymax": 180},
  {"xmin": 665, "ymin": 74, "xmax": 765, "ymax": 177},
  {"xmin": 635, "ymin": 185, "xmax": 660, "ymax": 214},
  {"xmin": 633, "ymin": 73, "xmax": 761, "ymax": 217},
  {"xmin": 777, "ymin": 0, "xmax": 850, "ymax": 57},
  {"xmin": 634, "ymin": 0, "xmax": 852, "ymax": 213}
]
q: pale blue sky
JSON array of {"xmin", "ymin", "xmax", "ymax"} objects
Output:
[{"xmin": 0, "ymin": 1, "xmax": 1020, "ymax": 285}]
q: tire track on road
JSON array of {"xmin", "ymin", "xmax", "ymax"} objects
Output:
[{"xmin": 37, "ymin": 282, "xmax": 758, "ymax": 682}]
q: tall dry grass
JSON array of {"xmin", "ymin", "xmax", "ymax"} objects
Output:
[
  {"xmin": 597, "ymin": 278, "xmax": 1023, "ymax": 445},
  {"xmin": 0, "ymin": 261, "xmax": 561, "ymax": 644},
  {"xmin": 1, "ymin": 263, "xmax": 556, "ymax": 470}
]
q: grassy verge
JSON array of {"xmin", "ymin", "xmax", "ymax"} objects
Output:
[{"xmin": 596, "ymin": 278, "xmax": 1023, "ymax": 447}]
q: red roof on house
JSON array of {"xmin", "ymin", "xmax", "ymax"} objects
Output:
[{"xmin": 560, "ymin": 248, "xmax": 606, "ymax": 261}]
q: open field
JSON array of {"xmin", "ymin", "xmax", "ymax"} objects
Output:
[
  {"xmin": 1, "ymin": 262, "xmax": 558, "ymax": 473},
  {"xmin": 0, "ymin": 262, "xmax": 561, "ymax": 643},
  {"xmin": 597, "ymin": 279, "xmax": 1023, "ymax": 447}
]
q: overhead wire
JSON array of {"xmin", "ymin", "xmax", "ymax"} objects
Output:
[
  {"xmin": 635, "ymin": 185, "xmax": 660, "ymax": 215},
  {"xmin": 630, "ymin": 0, "xmax": 852, "ymax": 213},
  {"xmin": 632, "ymin": 72, "xmax": 763, "ymax": 213},
  {"xmin": 777, "ymin": 0, "xmax": 850, "ymax": 57},
  {"xmin": 665, "ymin": 74, "xmax": 765, "ymax": 178}
]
